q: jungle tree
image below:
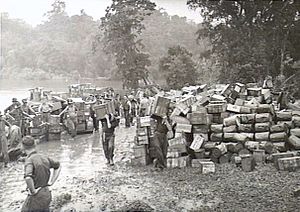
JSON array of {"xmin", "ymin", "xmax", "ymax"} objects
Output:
[
  {"xmin": 188, "ymin": 0, "xmax": 300, "ymax": 84},
  {"xmin": 159, "ymin": 45, "xmax": 198, "ymax": 89},
  {"xmin": 100, "ymin": 0, "xmax": 156, "ymax": 89}
]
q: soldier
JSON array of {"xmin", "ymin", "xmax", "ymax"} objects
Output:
[
  {"xmin": 0, "ymin": 112, "xmax": 11, "ymax": 167},
  {"xmin": 21, "ymin": 136, "xmax": 61, "ymax": 212},
  {"xmin": 151, "ymin": 115, "xmax": 173, "ymax": 170},
  {"xmin": 21, "ymin": 99, "xmax": 36, "ymax": 136},
  {"xmin": 4, "ymin": 98, "xmax": 23, "ymax": 127},
  {"xmin": 100, "ymin": 113, "xmax": 118, "ymax": 165},
  {"xmin": 38, "ymin": 100, "xmax": 53, "ymax": 124}
]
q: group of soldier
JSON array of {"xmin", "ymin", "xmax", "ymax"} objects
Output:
[{"xmin": 0, "ymin": 89, "xmax": 175, "ymax": 211}]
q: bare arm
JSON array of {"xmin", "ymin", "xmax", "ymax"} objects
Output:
[
  {"xmin": 48, "ymin": 166, "xmax": 61, "ymax": 186},
  {"xmin": 59, "ymin": 106, "xmax": 68, "ymax": 117},
  {"xmin": 105, "ymin": 114, "xmax": 111, "ymax": 128},
  {"xmin": 24, "ymin": 177, "xmax": 42, "ymax": 195}
]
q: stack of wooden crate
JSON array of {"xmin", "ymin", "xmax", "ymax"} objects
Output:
[
  {"xmin": 48, "ymin": 115, "xmax": 62, "ymax": 141},
  {"xmin": 167, "ymin": 133, "xmax": 189, "ymax": 168},
  {"xmin": 131, "ymin": 116, "xmax": 152, "ymax": 165}
]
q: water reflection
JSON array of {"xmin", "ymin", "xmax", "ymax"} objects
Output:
[{"xmin": 0, "ymin": 133, "xmax": 107, "ymax": 212}]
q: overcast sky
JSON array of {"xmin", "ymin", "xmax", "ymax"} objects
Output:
[{"xmin": 1, "ymin": 0, "xmax": 202, "ymax": 26}]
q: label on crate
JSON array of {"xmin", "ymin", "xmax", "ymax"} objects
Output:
[
  {"xmin": 227, "ymin": 104, "xmax": 241, "ymax": 113},
  {"xmin": 190, "ymin": 134, "xmax": 204, "ymax": 151}
]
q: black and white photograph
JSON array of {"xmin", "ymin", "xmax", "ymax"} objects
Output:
[{"xmin": 0, "ymin": 0, "xmax": 300, "ymax": 211}]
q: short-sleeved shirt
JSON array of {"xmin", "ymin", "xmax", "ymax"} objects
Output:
[
  {"xmin": 24, "ymin": 151, "xmax": 60, "ymax": 188},
  {"xmin": 100, "ymin": 114, "xmax": 116, "ymax": 134}
]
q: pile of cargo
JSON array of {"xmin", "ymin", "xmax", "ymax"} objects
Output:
[
  {"xmin": 132, "ymin": 82, "xmax": 300, "ymax": 173},
  {"xmin": 131, "ymin": 116, "xmax": 153, "ymax": 165}
]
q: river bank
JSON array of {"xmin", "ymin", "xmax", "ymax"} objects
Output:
[{"xmin": 1, "ymin": 119, "xmax": 300, "ymax": 212}]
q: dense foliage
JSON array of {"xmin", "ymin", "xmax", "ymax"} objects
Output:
[
  {"xmin": 188, "ymin": 0, "xmax": 300, "ymax": 84},
  {"xmin": 99, "ymin": 0, "xmax": 156, "ymax": 89},
  {"xmin": 1, "ymin": 0, "xmax": 207, "ymax": 86},
  {"xmin": 159, "ymin": 46, "xmax": 198, "ymax": 89}
]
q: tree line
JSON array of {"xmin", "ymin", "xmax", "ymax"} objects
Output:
[{"xmin": 1, "ymin": 0, "xmax": 299, "ymax": 91}]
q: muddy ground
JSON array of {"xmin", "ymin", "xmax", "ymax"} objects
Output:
[{"xmin": 1, "ymin": 119, "xmax": 300, "ymax": 212}]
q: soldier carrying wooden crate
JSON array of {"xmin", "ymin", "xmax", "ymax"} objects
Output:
[{"xmin": 100, "ymin": 113, "xmax": 119, "ymax": 166}]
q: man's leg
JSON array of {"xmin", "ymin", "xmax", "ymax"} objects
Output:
[
  {"xmin": 108, "ymin": 134, "xmax": 115, "ymax": 165},
  {"xmin": 102, "ymin": 133, "xmax": 110, "ymax": 164},
  {"xmin": 1, "ymin": 135, "xmax": 9, "ymax": 166},
  {"xmin": 152, "ymin": 133, "xmax": 165, "ymax": 169}
]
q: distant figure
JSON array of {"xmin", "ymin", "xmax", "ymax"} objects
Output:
[
  {"xmin": 4, "ymin": 98, "xmax": 23, "ymax": 127},
  {"xmin": 139, "ymin": 94, "xmax": 150, "ymax": 117},
  {"xmin": 122, "ymin": 96, "xmax": 131, "ymax": 128},
  {"xmin": 101, "ymin": 113, "xmax": 118, "ymax": 165},
  {"xmin": 0, "ymin": 112, "xmax": 11, "ymax": 167},
  {"xmin": 38, "ymin": 100, "xmax": 53, "ymax": 124},
  {"xmin": 21, "ymin": 99, "xmax": 35, "ymax": 136},
  {"xmin": 21, "ymin": 136, "xmax": 61, "ymax": 212},
  {"xmin": 59, "ymin": 99, "xmax": 78, "ymax": 137},
  {"xmin": 129, "ymin": 95, "xmax": 138, "ymax": 125},
  {"xmin": 8, "ymin": 125, "xmax": 22, "ymax": 149}
]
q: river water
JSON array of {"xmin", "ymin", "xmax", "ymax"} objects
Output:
[{"xmin": 0, "ymin": 78, "xmax": 122, "ymax": 112}]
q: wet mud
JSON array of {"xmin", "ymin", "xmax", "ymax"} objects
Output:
[{"xmin": 1, "ymin": 120, "xmax": 300, "ymax": 212}]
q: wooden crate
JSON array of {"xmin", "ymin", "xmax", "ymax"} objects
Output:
[
  {"xmin": 287, "ymin": 135, "xmax": 300, "ymax": 150},
  {"xmin": 137, "ymin": 116, "xmax": 151, "ymax": 127},
  {"xmin": 151, "ymin": 96, "xmax": 171, "ymax": 117},
  {"xmin": 29, "ymin": 127, "xmax": 42, "ymax": 136},
  {"xmin": 167, "ymin": 156, "xmax": 189, "ymax": 168},
  {"xmin": 94, "ymin": 104, "xmax": 107, "ymax": 120},
  {"xmin": 187, "ymin": 112, "xmax": 208, "ymax": 125},
  {"xmin": 277, "ymin": 156, "xmax": 300, "ymax": 171},
  {"xmin": 176, "ymin": 123, "xmax": 192, "ymax": 133},
  {"xmin": 210, "ymin": 124, "xmax": 223, "ymax": 133},
  {"xmin": 77, "ymin": 122, "xmax": 86, "ymax": 132},
  {"xmin": 272, "ymin": 152, "xmax": 294, "ymax": 169},
  {"xmin": 48, "ymin": 133, "xmax": 61, "ymax": 141},
  {"xmin": 241, "ymin": 155, "xmax": 255, "ymax": 172},
  {"xmin": 48, "ymin": 125, "xmax": 62, "ymax": 134},
  {"xmin": 206, "ymin": 103, "xmax": 227, "ymax": 114},
  {"xmin": 49, "ymin": 115, "xmax": 61, "ymax": 125},
  {"xmin": 227, "ymin": 104, "xmax": 241, "ymax": 113},
  {"xmin": 168, "ymin": 135, "xmax": 185, "ymax": 147},
  {"xmin": 192, "ymin": 160, "xmax": 215, "ymax": 174}
]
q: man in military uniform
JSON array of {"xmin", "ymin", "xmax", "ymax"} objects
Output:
[{"xmin": 21, "ymin": 136, "xmax": 61, "ymax": 212}]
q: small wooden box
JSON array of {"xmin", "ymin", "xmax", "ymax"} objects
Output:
[
  {"xmin": 29, "ymin": 127, "xmax": 41, "ymax": 136},
  {"xmin": 167, "ymin": 156, "xmax": 189, "ymax": 168},
  {"xmin": 206, "ymin": 103, "xmax": 227, "ymax": 114},
  {"xmin": 151, "ymin": 96, "xmax": 171, "ymax": 117},
  {"xmin": 48, "ymin": 125, "xmax": 62, "ymax": 134},
  {"xmin": 193, "ymin": 124, "xmax": 209, "ymax": 134},
  {"xmin": 48, "ymin": 133, "xmax": 61, "ymax": 141},
  {"xmin": 272, "ymin": 152, "xmax": 294, "ymax": 168},
  {"xmin": 49, "ymin": 115, "xmax": 61, "ymax": 125},
  {"xmin": 94, "ymin": 104, "xmax": 107, "ymax": 120},
  {"xmin": 277, "ymin": 156, "xmax": 300, "ymax": 171},
  {"xmin": 192, "ymin": 160, "xmax": 215, "ymax": 174},
  {"xmin": 176, "ymin": 123, "xmax": 192, "ymax": 133},
  {"xmin": 187, "ymin": 112, "xmax": 208, "ymax": 125},
  {"xmin": 227, "ymin": 104, "xmax": 241, "ymax": 113}
]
